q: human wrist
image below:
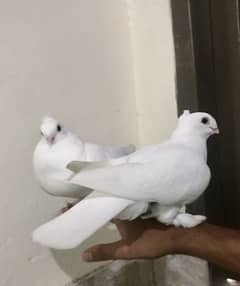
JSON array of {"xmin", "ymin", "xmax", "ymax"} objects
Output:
[
  {"xmin": 171, "ymin": 227, "xmax": 187, "ymax": 254},
  {"xmin": 159, "ymin": 225, "xmax": 190, "ymax": 255},
  {"xmin": 168, "ymin": 224, "xmax": 202, "ymax": 255}
]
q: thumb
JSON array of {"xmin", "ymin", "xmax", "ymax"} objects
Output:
[{"xmin": 82, "ymin": 241, "xmax": 132, "ymax": 262}]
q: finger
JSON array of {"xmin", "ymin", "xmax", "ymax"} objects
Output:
[{"xmin": 82, "ymin": 241, "xmax": 132, "ymax": 262}]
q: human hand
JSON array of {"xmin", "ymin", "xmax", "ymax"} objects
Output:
[{"xmin": 82, "ymin": 218, "xmax": 179, "ymax": 262}]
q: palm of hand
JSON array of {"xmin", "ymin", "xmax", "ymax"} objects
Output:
[{"xmin": 83, "ymin": 219, "xmax": 177, "ymax": 262}]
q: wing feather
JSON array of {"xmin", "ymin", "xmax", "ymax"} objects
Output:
[
  {"xmin": 32, "ymin": 191, "xmax": 134, "ymax": 249},
  {"xmin": 69, "ymin": 146, "xmax": 210, "ymax": 204}
]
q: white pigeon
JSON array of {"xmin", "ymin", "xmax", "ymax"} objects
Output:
[
  {"xmin": 33, "ymin": 116, "xmax": 137, "ymax": 199},
  {"xmin": 33, "ymin": 116, "xmax": 147, "ymax": 219},
  {"xmin": 32, "ymin": 111, "xmax": 219, "ymax": 250}
]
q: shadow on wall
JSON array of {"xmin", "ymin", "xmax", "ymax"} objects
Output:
[{"xmin": 51, "ymin": 227, "xmax": 119, "ymax": 279}]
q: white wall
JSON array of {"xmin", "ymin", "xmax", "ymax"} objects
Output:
[
  {"xmin": 127, "ymin": 0, "xmax": 177, "ymax": 144},
  {"xmin": 0, "ymin": 1, "xmax": 177, "ymax": 285},
  {"xmin": 0, "ymin": 1, "xmax": 137, "ymax": 285}
]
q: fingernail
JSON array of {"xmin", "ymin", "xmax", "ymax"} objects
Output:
[{"xmin": 82, "ymin": 252, "xmax": 93, "ymax": 262}]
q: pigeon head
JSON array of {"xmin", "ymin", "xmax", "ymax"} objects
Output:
[
  {"xmin": 177, "ymin": 110, "xmax": 219, "ymax": 139},
  {"xmin": 40, "ymin": 116, "xmax": 64, "ymax": 144}
]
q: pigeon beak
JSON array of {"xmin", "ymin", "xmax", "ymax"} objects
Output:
[
  {"xmin": 47, "ymin": 136, "xmax": 55, "ymax": 144},
  {"xmin": 211, "ymin": 127, "xmax": 220, "ymax": 134}
]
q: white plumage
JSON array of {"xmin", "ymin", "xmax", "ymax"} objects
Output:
[
  {"xmin": 33, "ymin": 192, "xmax": 135, "ymax": 249},
  {"xmin": 33, "ymin": 117, "xmax": 148, "ymax": 248},
  {"xmin": 33, "ymin": 116, "xmax": 136, "ymax": 199},
  {"xmin": 33, "ymin": 111, "xmax": 219, "ymax": 249}
]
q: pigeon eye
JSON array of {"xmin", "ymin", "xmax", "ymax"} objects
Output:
[
  {"xmin": 57, "ymin": 124, "xmax": 62, "ymax": 132},
  {"xmin": 201, "ymin": 117, "xmax": 209, "ymax": 125}
]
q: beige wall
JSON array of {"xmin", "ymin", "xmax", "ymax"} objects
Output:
[
  {"xmin": 127, "ymin": 0, "xmax": 177, "ymax": 144},
  {"xmin": 0, "ymin": 0, "xmax": 177, "ymax": 285},
  {"xmin": 0, "ymin": 1, "xmax": 136, "ymax": 285}
]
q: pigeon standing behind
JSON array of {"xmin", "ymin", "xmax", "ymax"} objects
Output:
[
  {"xmin": 33, "ymin": 116, "xmax": 148, "ymax": 223},
  {"xmin": 32, "ymin": 111, "xmax": 219, "ymax": 250},
  {"xmin": 33, "ymin": 116, "xmax": 136, "ymax": 199}
]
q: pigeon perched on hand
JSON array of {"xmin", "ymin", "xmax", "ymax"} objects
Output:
[{"xmin": 33, "ymin": 111, "xmax": 219, "ymax": 250}]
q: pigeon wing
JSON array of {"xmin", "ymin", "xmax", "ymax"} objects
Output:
[
  {"xmin": 103, "ymin": 144, "xmax": 136, "ymax": 157},
  {"xmin": 32, "ymin": 191, "xmax": 134, "ymax": 249},
  {"xmin": 67, "ymin": 146, "xmax": 210, "ymax": 204}
]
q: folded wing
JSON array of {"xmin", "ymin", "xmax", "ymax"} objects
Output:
[{"xmin": 67, "ymin": 146, "xmax": 209, "ymax": 204}]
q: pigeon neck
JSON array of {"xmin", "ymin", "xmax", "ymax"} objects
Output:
[
  {"xmin": 170, "ymin": 131, "xmax": 208, "ymax": 162},
  {"xmin": 55, "ymin": 130, "xmax": 67, "ymax": 142}
]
